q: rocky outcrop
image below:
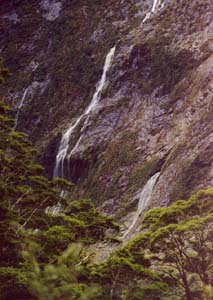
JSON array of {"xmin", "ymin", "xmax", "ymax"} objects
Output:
[{"xmin": 1, "ymin": 0, "xmax": 212, "ymax": 221}]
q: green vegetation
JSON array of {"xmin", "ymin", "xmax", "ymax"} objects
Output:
[
  {"xmin": 91, "ymin": 189, "xmax": 213, "ymax": 300},
  {"xmin": 1, "ymin": 100, "xmax": 212, "ymax": 300},
  {"xmin": 0, "ymin": 101, "xmax": 118, "ymax": 300},
  {"xmin": 0, "ymin": 62, "xmax": 212, "ymax": 300}
]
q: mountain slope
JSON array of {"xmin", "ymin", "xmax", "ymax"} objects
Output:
[{"xmin": 1, "ymin": 0, "xmax": 212, "ymax": 221}]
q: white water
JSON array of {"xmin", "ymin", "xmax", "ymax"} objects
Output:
[
  {"xmin": 53, "ymin": 116, "xmax": 83, "ymax": 178},
  {"xmin": 85, "ymin": 46, "xmax": 116, "ymax": 114},
  {"xmin": 152, "ymin": 0, "xmax": 160, "ymax": 12},
  {"xmin": 69, "ymin": 45, "xmax": 116, "ymax": 157},
  {"xmin": 14, "ymin": 88, "xmax": 28, "ymax": 129},
  {"xmin": 123, "ymin": 172, "xmax": 160, "ymax": 239},
  {"xmin": 142, "ymin": 0, "xmax": 162, "ymax": 23},
  {"xmin": 54, "ymin": 46, "xmax": 116, "ymax": 179}
]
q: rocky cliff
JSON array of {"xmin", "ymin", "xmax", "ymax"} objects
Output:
[{"xmin": 1, "ymin": 0, "xmax": 212, "ymax": 225}]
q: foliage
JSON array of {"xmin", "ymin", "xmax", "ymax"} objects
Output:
[
  {"xmin": 0, "ymin": 69, "xmax": 212, "ymax": 300},
  {"xmin": 0, "ymin": 101, "xmax": 118, "ymax": 300},
  {"xmin": 87, "ymin": 189, "xmax": 213, "ymax": 300},
  {"xmin": 141, "ymin": 190, "xmax": 213, "ymax": 300},
  {"xmin": 24, "ymin": 243, "xmax": 102, "ymax": 300},
  {"xmin": 0, "ymin": 100, "xmax": 212, "ymax": 299}
]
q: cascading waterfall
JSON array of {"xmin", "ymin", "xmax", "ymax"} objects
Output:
[
  {"xmin": 53, "ymin": 46, "xmax": 116, "ymax": 180},
  {"xmin": 123, "ymin": 172, "xmax": 160, "ymax": 239},
  {"xmin": 142, "ymin": 0, "xmax": 163, "ymax": 23},
  {"xmin": 68, "ymin": 45, "xmax": 116, "ymax": 158},
  {"xmin": 14, "ymin": 88, "xmax": 28, "ymax": 129},
  {"xmin": 53, "ymin": 116, "xmax": 83, "ymax": 178},
  {"xmin": 85, "ymin": 46, "xmax": 116, "ymax": 115}
]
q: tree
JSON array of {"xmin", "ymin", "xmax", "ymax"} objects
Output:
[
  {"xmin": 137, "ymin": 190, "xmax": 213, "ymax": 300},
  {"xmin": 0, "ymin": 101, "xmax": 119, "ymax": 300},
  {"xmin": 91, "ymin": 189, "xmax": 213, "ymax": 300},
  {"xmin": 24, "ymin": 243, "xmax": 102, "ymax": 300}
]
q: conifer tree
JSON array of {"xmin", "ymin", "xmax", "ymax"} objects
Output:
[{"xmin": 0, "ymin": 100, "xmax": 118, "ymax": 300}]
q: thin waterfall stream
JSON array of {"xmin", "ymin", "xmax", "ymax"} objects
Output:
[
  {"xmin": 53, "ymin": 46, "xmax": 116, "ymax": 180},
  {"xmin": 142, "ymin": 0, "xmax": 163, "ymax": 23},
  {"xmin": 14, "ymin": 88, "xmax": 28, "ymax": 130},
  {"xmin": 123, "ymin": 172, "xmax": 160, "ymax": 239}
]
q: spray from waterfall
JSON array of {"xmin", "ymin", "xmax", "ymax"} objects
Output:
[
  {"xmin": 123, "ymin": 172, "xmax": 160, "ymax": 239},
  {"xmin": 53, "ymin": 46, "xmax": 116, "ymax": 180},
  {"xmin": 14, "ymin": 88, "xmax": 28, "ymax": 130}
]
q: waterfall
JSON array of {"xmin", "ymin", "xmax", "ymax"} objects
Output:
[
  {"xmin": 53, "ymin": 116, "xmax": 83, "ymax": 178},
  {"xmin": 69, "ymin": 45, "xmax": 116, "ymax": 158},
  {"xmin": 151, "ymin": 0, "xmax": 160, "ymax": 13},
  {"xmin": 14, "ymin": 88, "xmax": 28, "ymax": 130},
  {"xmin": 123, "ymin": 172, "xmax": 160, "ymax": 239},
  {"xmin": 142, "ymin": 0, "xmax": 163, "ymax": 23},
  {"xmin": 53, "ymin": 46, "xmax": 116, "ymax": 180},
  {"xmin": 85, "ymin": 46, "xmax": 116, "ymax": 114}
]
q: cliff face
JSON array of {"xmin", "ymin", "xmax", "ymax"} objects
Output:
[{"xmin": 1, "ymin": 0, "xmax": 212, "ymax": 218}]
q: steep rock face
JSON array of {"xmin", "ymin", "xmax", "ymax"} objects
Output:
[{"xmin": 1, "ymin": 0, "xmax": 212, "ymax": 218}]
